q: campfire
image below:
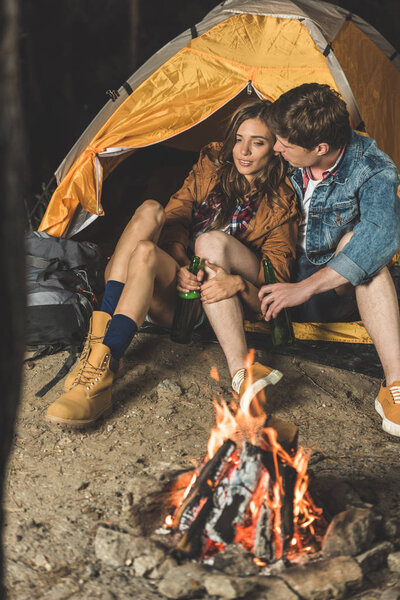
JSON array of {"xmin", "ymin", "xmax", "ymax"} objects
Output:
[{"xmin": 162, "ymin": 352, "xmax": 327, "ymax": 566}]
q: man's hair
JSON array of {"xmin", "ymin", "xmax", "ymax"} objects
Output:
[{"xmin": 267, "ymin": 83, "xmax": 350, "ymax": 150}]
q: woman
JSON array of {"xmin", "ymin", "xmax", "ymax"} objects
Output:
[{"xmin": 46, "ymin": 100, "xmax": 299, "ymax": 427}]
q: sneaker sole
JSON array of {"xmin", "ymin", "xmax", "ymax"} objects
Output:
[
  {"xmin": 240, "ymin": 369, "xmax": 283, "ymax": 411},
  {"xmin": 375, "ymin": 397, "xmax": 400, "ymax": 437},
  {"xmin": 45, "ymin": 404, "xmax": 112, "ymax": 428}
]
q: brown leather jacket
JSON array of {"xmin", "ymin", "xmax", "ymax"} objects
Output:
[{"xmin": 159, "ymin": 142, "xmax": 299, "ymax": 286}]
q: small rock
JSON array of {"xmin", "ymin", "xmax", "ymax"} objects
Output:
[
  {"xmin": 150, "ymin": 556, "xmax": 179, "ymax": 580},
  {"xmin": 156, "ymin": 379, "xmax": 182, "ymax": 401},
  {"xmin": 33, "ymin": 553, "xmax": 52, "ymax": 571},
  {"xmin": 158, "ymin": 563, "xmax": 206, "ymax": 599},
  {"xmin": 94, "ymin": 526, "xmax": 165, "ymax": 568},
  {"xmin": 384, "ymin": 517, "xmax": 400, "ymax": 540},
  {"xmin": 250, "ymin": 576, "xmax": 299, "ymax": 600},
  {"xmin": 204, "ymin": 574, "xmax": 256, "ymax": 599},
  {"xmin": 77, "ymin": 481, "xmax": 89, "ymax": 491},
  {"xmin": 388, "ymin": 551, "xmax": 400, "ymax": 573},
  {"xmin": 95, "ymin": 527, "xmax": 133, "ymax": 567},
  {"xmin": 356, "ymin": 541, "xmax": 393, "ymax": 574},
  {"xmin": 133, "ymin": 547, "xmax": 166, "ymax": 577},
  {"xmin": 280, "ymin": 556, "xmax": 363, "ymax": 600},
  {"xmin": 211, "ymin": 545, "xmax": 259, "ymax": 577},
  {"xmin": 322, "ymin": 508, "xmax": 379, "ymax": 557},
  {"xmin": 382, "ymin": 586, "xmax": 400, "ymax": 600}
]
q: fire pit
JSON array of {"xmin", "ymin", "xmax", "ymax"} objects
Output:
[{"xmin": 161, "ymin": 356, "xmax": 327, "ymax": 567}]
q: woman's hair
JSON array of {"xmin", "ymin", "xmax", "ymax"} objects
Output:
[{"xmin": 207, "ymin": 99, "xmax": 286, "ymax": 231}]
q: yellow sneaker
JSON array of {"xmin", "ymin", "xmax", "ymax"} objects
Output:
[
  {"xmin": 63, "ymin": 311, "xmax": 111, "ymax": 391},
  {"xmin": 46, "ymin": 343, "xmax": 118, "ymax": 427},
  {"xmin": 375, "ymin": 380, "xmax": 400, "ymax": 437},
  {"xmin": 232, "ymin": 362, "xmax": 283, "ymax": 414}
]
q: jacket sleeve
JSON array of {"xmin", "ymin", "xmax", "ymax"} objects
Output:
[
  {"xmin": 256, "ymin": 215, "xmax": 298, "ymax": 286},
  {"xmin": 327, "ymin": 167, "xmax": 400, "ymax": 285}
]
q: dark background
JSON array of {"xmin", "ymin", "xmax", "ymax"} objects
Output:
[{"xmin": 19, "ymin": 0, "xmax": 399, "ymax": 221}]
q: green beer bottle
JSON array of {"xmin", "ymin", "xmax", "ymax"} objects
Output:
[
  {"xmin": 263, "ymin": 257, "xmax": 294, "ymax": 346},
  {"xmin": 170, "ymin": 256, "xmax": 202, "ymax": 344}
]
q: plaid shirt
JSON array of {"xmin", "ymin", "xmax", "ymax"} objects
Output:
[{"xmin": 191, "ymin": 189, "xmax": 259, "ymax": 238}]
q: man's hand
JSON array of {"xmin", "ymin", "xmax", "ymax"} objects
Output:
[
  {"xmin": 176, "ymin": 264, "xmax": 203, "ymax": 294},
  {"xmin": 258, "ymin": 281, "xmax": 312, "ymax": 321},
  {"xmin": 201, "ymin": 261, "xmax": 243, "ymax": 304}
]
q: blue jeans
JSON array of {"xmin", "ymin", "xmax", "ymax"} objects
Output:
[{"xmin": 290, "ymin": 254, "xmax": 359, "ymax": 323}]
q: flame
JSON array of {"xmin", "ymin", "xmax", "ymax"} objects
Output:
[
  {"xmin": 164, "ymin": 514, "xmax": 174, "ymax": 528},
  {"xmin": 210, "ymin": 366, "xmax": 220, "ymax": 382},
  {"xmin": 165, "ymin": 349, "xmax": 325, "ymax": 563}
]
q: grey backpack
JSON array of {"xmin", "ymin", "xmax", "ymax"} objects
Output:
[{"xmin": 25, "ymin": 231, "xmax": 105, "ymax": 395}]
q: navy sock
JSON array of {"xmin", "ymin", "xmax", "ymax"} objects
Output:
[
  {"xmin": 100, "ymin": 280, "xmax": 125, "ymax": 316},
  {"xmin": 103, "ymin": 314, "xmax": 138, "ymax": 360}
]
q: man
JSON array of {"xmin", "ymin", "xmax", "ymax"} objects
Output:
[{"xmin": 259, "ymin": 83, "xmax": 400, "ymax": 437}]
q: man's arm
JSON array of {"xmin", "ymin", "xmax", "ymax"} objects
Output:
[{"xmin": 259, "ymin": 266, "xmax": 348, "ymax": 321}]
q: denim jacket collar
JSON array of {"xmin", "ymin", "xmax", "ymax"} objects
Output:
[{"xmin": 289, "ymin": 129, "xmax": 364, "ymax": 192}]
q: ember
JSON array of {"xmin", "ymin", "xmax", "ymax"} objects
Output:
[{"xmin": 163, "ymin": 358, "xmax": 327, "ymax": 564}]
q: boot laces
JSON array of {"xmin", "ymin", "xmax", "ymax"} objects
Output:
[
  {"xmin": 390, "ymin": 385, "xmax": 400, "ymax": 404},
  {"xmin": 78, "ymin": 357, "xmax": 107, "ymax": 389},
  {"xmin": 72, "ymin": 335, "xmax": 105, "ymax": 385}
]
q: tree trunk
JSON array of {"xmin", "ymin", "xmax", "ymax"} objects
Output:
[{"xmin": 0, "ymin": 0, "xmax": 26, "ymax": 596}]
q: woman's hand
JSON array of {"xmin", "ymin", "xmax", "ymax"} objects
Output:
[
  {"xmin": 200, "ymin": 261, "xmax": 243, "ymax": 304},
  {"xmin": 176, "ymin": 264, "xmax": 203, "ymax": 293}
]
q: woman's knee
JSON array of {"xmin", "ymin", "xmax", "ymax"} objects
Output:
[
  {"xmin": 195, "ymin": 231, "xmax": 230, "ymax": 259},
  {"xmin": 128, "ymin": 240, "xmax": 158, "ymax": 272},
  {"xmin": 132, "ymin": 199, "xmax": 166, "ymax": 228}
]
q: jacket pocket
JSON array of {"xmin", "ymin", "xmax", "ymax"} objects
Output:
[{"xmin": 321, "ymin": 199, "xmax": 359, "ymax": 228}]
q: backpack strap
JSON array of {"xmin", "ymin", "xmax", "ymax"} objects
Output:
[{"xmin": 35, "ymin": 346, "xmax": 79, "ymax": 398}]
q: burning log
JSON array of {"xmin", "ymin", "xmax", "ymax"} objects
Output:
[
  {"xmin": 173, "ymin": 439, "xmax": 236, "ymax": 531},
  {"xmin": 163, "ymin": 363, "xmax": 325, "ymax": 565},
  {"xmin": 205, "ymin": 442, "xmax": 265, "ymax": 545},
  {"xmin": 260, "ymin": 416, "xmax": 299, "ymax": 558}
]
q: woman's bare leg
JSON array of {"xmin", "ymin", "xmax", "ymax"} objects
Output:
[
  {"xmin": 105, "ymin": 199, "xmax": 166, "ymax": 283},
  {"xmin": 114, "ymin": 241, "xmax": 179, "ymax": 329},
  {"xmin": 195, "ymin": 231, "xmax": 260, "ymax": 376}
]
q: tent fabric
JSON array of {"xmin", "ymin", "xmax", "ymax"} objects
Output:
[
  {"xmin": 38, "ymin": 0, "xmax": 400, "ymax": 345},
  {"xmin": 244, "ymin": 319, "xmax": 373, "ymax": 344}
]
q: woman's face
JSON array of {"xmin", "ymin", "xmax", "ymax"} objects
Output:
[{"xmin": 232, "ymin": 118, "xmax": 275, "ymax": 183}]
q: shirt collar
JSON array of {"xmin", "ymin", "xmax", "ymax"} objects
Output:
[{"xmin": 301, "ymin": 145, "xmax": 346, "ymax": 191}]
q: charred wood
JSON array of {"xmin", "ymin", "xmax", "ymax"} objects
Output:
[
  {"xmin": 173, "ymin": 439, "xmax": 236, "ymax": 531},
  {"xmin": 205, "ymin": 443, "xmax": 264, "ymax": 545}
]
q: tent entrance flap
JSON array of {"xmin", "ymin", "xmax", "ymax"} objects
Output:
[{"xmin": 66, "ymin": 86, "xmax": 263, "ymax": 238}]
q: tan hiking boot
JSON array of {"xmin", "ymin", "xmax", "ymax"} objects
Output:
[
  {"xmin": 64, "ymin": 311, "xmax": 111, "ymax": 391},
  {"xmin": 232, "ymin": 362, "xmax": 283, "ymax": 414},
  {"xmin": 46, "ymin": 343, "xmax": 118, "ymax": 427},
  {"xmin": 375, "ymin": 380, "xmax": 400, "ymax": 437}
]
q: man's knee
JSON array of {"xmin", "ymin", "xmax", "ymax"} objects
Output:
[{"xmin": 134, "ymin": 199, "xmax": 165, "ymax": 228}]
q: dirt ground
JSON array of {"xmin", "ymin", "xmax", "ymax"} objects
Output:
[{"xmin": 3, "ymin": 330, "xmax": 400, "ymax": 599}]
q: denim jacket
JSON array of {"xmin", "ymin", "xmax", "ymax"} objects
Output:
[{"xmin": 289, "ymin": 129, "xmax": 400, "ymax": 286}]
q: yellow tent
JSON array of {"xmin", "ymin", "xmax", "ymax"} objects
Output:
[{"xmin": 38, "ymin": 0, "xmax": 400, "ymax": 344}]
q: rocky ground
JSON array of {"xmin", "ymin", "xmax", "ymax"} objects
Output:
[{"xmin": 3, "ymin": 329, "xmax": 400, "ymax": 599}]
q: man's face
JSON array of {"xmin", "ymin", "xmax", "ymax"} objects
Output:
[{"xmin": 273, "ymin": 135, "xmax": 320, "ymax": 168}]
